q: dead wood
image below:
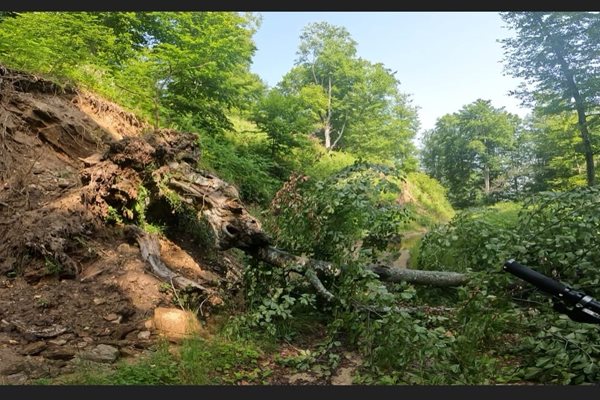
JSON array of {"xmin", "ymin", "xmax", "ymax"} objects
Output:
[{"xmin": 125, "ymin": 225, "xmax": 213, "ymax": 294}]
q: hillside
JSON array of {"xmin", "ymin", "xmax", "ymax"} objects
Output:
[{"xmin": 0, "ymin": 66, "xmax": 247, "ymax": 383}]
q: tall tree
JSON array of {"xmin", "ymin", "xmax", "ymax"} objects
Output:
[
  {"xmin": 280, "ymin": 22, "xmax": 360, "ymax": 150},
  {"xmin": 252, "ymin": 86, "xmax": 322, "ymax": 157},
  {"xmin": 279, "ymin": 22, "xmax": 418, "ymax": 164},
  {"xmin": 526, "ymin": 111, "xmax": 588, "ymax": 191},
  {"xmin": 501, "ymin": 12, "xmax": 600, "ymax": 186},
  {"xmin": 421, "ymin": 100, "xmax": 520, "ymax": 207}
]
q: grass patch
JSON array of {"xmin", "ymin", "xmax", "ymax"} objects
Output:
[
  {"xmin": 55, "ymin": 335, "xmax": 271, "ymax": 385},
  {"xmin": 467, "ymin": 201, "xmax": 521, "ymax": 228}
]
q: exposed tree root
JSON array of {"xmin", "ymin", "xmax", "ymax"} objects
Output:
[{"xmin": 125, "ymin": 225, "xmax": 213, "ymax": 293}]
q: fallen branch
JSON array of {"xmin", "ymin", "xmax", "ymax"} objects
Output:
[
  {"xmin": 367, "ymin": 265, "xmax": 469, "ymax": 287},
  {"xmin": 125, "ymin": 225, "xmax": 212, "ymax": 293},
  {"xmin": 254, "ymin": 246, "xmax": 469, "ymax": 289},
  {"xmin": 253, "ymin": 246, "xmax": 335, "ymax": 300},
  {"xmin": 80, "ymin": 133, "xmax": 469, "ymax": 304}
]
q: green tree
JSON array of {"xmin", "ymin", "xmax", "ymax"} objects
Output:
[
  {"xmin": 0, "ymin": 12, "xmax": 118, "ymax": 81},
  {"xmin": 421, "ymin": 99, "xmax": 521, "ymax": 207},
  {"xmin": 279, "ymin": 22, "xmax": 418, "ymax": 164},
  {"xmin": 525, "ymin": 111, "xmax": 588, "ymax": 191},
  {"xmin": 0, "ymin": 12, "xmax": 261, "ymax": 133},
  {"xmin": 252, "ymin": 86, "xmax": 322, "ymax": 157},
  {"xmin": 501, "ymin": 12, "xmax": 600, "ymax": 186},
  {"xmin": 280, "ymin": 22, "xmax": 359, "ymax": 150},
  {"xmin": 128, "ymin": 12, "xmax": 261, "ymax": 132}
]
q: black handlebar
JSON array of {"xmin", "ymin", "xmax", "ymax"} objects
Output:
[
  {"xmin": 503, "ymin": 259, "xmax": 569, "ymax": 298},
  {"xmin": 503, "ymin": 259, "xmax": 600, "ymax": 324}
]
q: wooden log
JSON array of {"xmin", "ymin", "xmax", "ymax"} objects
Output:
[{"xmin": 255, "ymin": 246, "xmax": 469, "ymax": 288}]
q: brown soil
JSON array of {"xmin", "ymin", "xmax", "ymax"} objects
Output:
[{"xmin": 0, "ymin": 66, "xmax": 243, "ymax": 384}]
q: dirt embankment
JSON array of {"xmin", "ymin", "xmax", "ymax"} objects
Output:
[{"xmin": 0, "ymin": 66, "xmax": 242, "ymax": 384}]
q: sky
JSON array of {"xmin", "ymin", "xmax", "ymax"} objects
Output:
[{"xmin": 249, "ymin": 12, "xmax": 530, "ymax": 138}]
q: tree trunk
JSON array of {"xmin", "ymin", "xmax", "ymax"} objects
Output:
[
  {"xmin": 323, "ymin": 76, "xmax": 333, "ymax": 149},
  {"xmin": 573, "ymin": 95, "xmax": 595, "ymax": 186},
  {"xmin": 255, "ymin": 246, "xmax": 469, "ymax": 288},
  {"xmin": 323, "ymin": 122, "xmax": 332, "ymax": 149},
  {"xmin": 534, "ymin": 14, "xmax": 595, "ymax": 186},
  {"xmin": 484, "ymin": 164, "xmax": 490, "ymax": 195},
  {"xmin": 368, "ymin": 264, "xmax": 469, "ymax": 287}
]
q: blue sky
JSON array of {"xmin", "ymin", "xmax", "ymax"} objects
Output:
[{"xmin": 249, "ymin": 12, "xmax": 529, "ymax": 137}]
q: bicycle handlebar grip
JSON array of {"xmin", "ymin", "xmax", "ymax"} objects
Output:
[{"xmin": 503, "ymin": 259, "xmax": 568, "ymax": 297}]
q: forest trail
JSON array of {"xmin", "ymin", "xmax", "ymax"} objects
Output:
[{"xmin": 391, "ymin": 230, "xmax": 427, "ymax": 269}]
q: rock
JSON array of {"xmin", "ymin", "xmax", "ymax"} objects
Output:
[
  {"xmin": 43, "ymin": 348, "xmax": 76, "ymax": 361},
  {"xmin": 152, "ymin": 307, "xmax": 205, "ymax": 341},
  {"xmin": 0, "ymin": 319, "xmax": 15, "ymax": 332},
  {"xmin": 21, "ymin": 332, "xmax": 37, "ymax": 342},
  {"xmin": 117, "ymin": 243, "xmax": 138, "ymax": 255},
  {"xmin": 144, "ymin": 319, "xmax": 154, "ymax": 329},
  {"xmin": 331, "ymin": 367, "xmax": 355, "ymax": 385},
  {"xmin": 5, "ymin": 372, "xmax": 28, "ymax": 385},
  {"xmin": 103, "ymin": 313, "xmax": 119, "ymax": 322},
  {"xmin": 48, "ymin": 339, "xmax": 67, "ymax": 346},
  {"xmin": 0, "ymin": 348, "xmax": 26, "ymax": 375},
  {"xmin": 112, "ymin": 323, "xmax": 137, "ymax": 340},
  {"xmin": 81, "ymin": 344, "xmax": 119, "ymax": 363},
  {"xmin": 93, "ymin": 298, "xmax": 106, "ymax": 305},
  {"xmin": 137, "ymin": 331, "xmax": 151, "ymax": 340},
  {"xmin": 119, "ymin": 347, "xmax": 139, "ymax": 358},
  {"xmin": 288, "ymin": 373, "xmax": 317, "ymax": 384},
  {"xmin": 57, "ymin": 179, "xmax": 71, "ymax": 188},
  {"xmin": 20, "ymin": 341, "xmax": 47, "ymax": 356}
]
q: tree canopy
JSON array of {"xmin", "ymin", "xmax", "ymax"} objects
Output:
[
  {"xmin": 273, "ymin": 22, "xmax": 419, "ymax": 165},
  {"xmin": 421, "ymin": 99, "xmax": 521, "ymax": 207},
  {"xmin": 0, "ymin": 12, "xmax": 262, "ymax": 133},
  {"xmin": 501, "ymin": 12, "xmax": 600, "ymax": 185}
]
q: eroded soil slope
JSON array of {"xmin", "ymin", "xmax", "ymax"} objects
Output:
[{"xmin": 0, "ymin": 66, "xmax": 241, "ymax": 383}]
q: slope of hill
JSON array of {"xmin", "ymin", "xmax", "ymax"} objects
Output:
[{"xmin": 0, "ymin": 66, "xmax": 242, "ymax": 383}]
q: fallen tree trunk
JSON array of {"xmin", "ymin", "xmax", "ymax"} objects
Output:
[
  {"xmin": 367, "ymin": 264, "xmax": 469, "ymax": 287},
  {"xmin": 79, "ymin": 131, "xmax": 469, "ymax": 301},
  {"xmin": 254, "ymin": 246, "xmax": 469, "ymax": 289}
]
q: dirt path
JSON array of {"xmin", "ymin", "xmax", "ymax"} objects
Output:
[{"xmin": 392, "ymin": 230, "xmax": 427, "ymax": 269}]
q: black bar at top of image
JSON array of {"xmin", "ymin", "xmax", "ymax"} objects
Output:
[{"xmin": 0, "ymin": 1, "xmax": 599, "ymax": 12}]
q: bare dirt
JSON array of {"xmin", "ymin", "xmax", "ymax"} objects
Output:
[{"xmin": 0, "ymin": 66, "xmax": 244, "ymax": 384}]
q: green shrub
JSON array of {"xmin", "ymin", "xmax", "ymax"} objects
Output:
[
  {"xmin": 196, "ymin": 132, "xmax": 280, "ymax": 205},
  {"xmin": 267, "ymin": 161, "xmax": 411, "ymax": 263}
]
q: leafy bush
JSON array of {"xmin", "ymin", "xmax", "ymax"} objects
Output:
[
  {"xmin": 512, "ymin": 187, "xmax": 600, "ymax": 295},
  {"xmin": 415, "ymin": 186, "xmax": 600, "ymax": 384},
  {"xmin": 267, "ymin": 161, "xmax": 411, "ymax": 263},
  {"xmin": 196, "ymin": 132, "xmax": 280, "ymax": 205},
  {"xmin": 515, "ymin": 314, "xmax": 600, "ymax": 384},
  {"xmin": 417, "ymin": 209, "xmax": 517, "ymax": 274}
]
